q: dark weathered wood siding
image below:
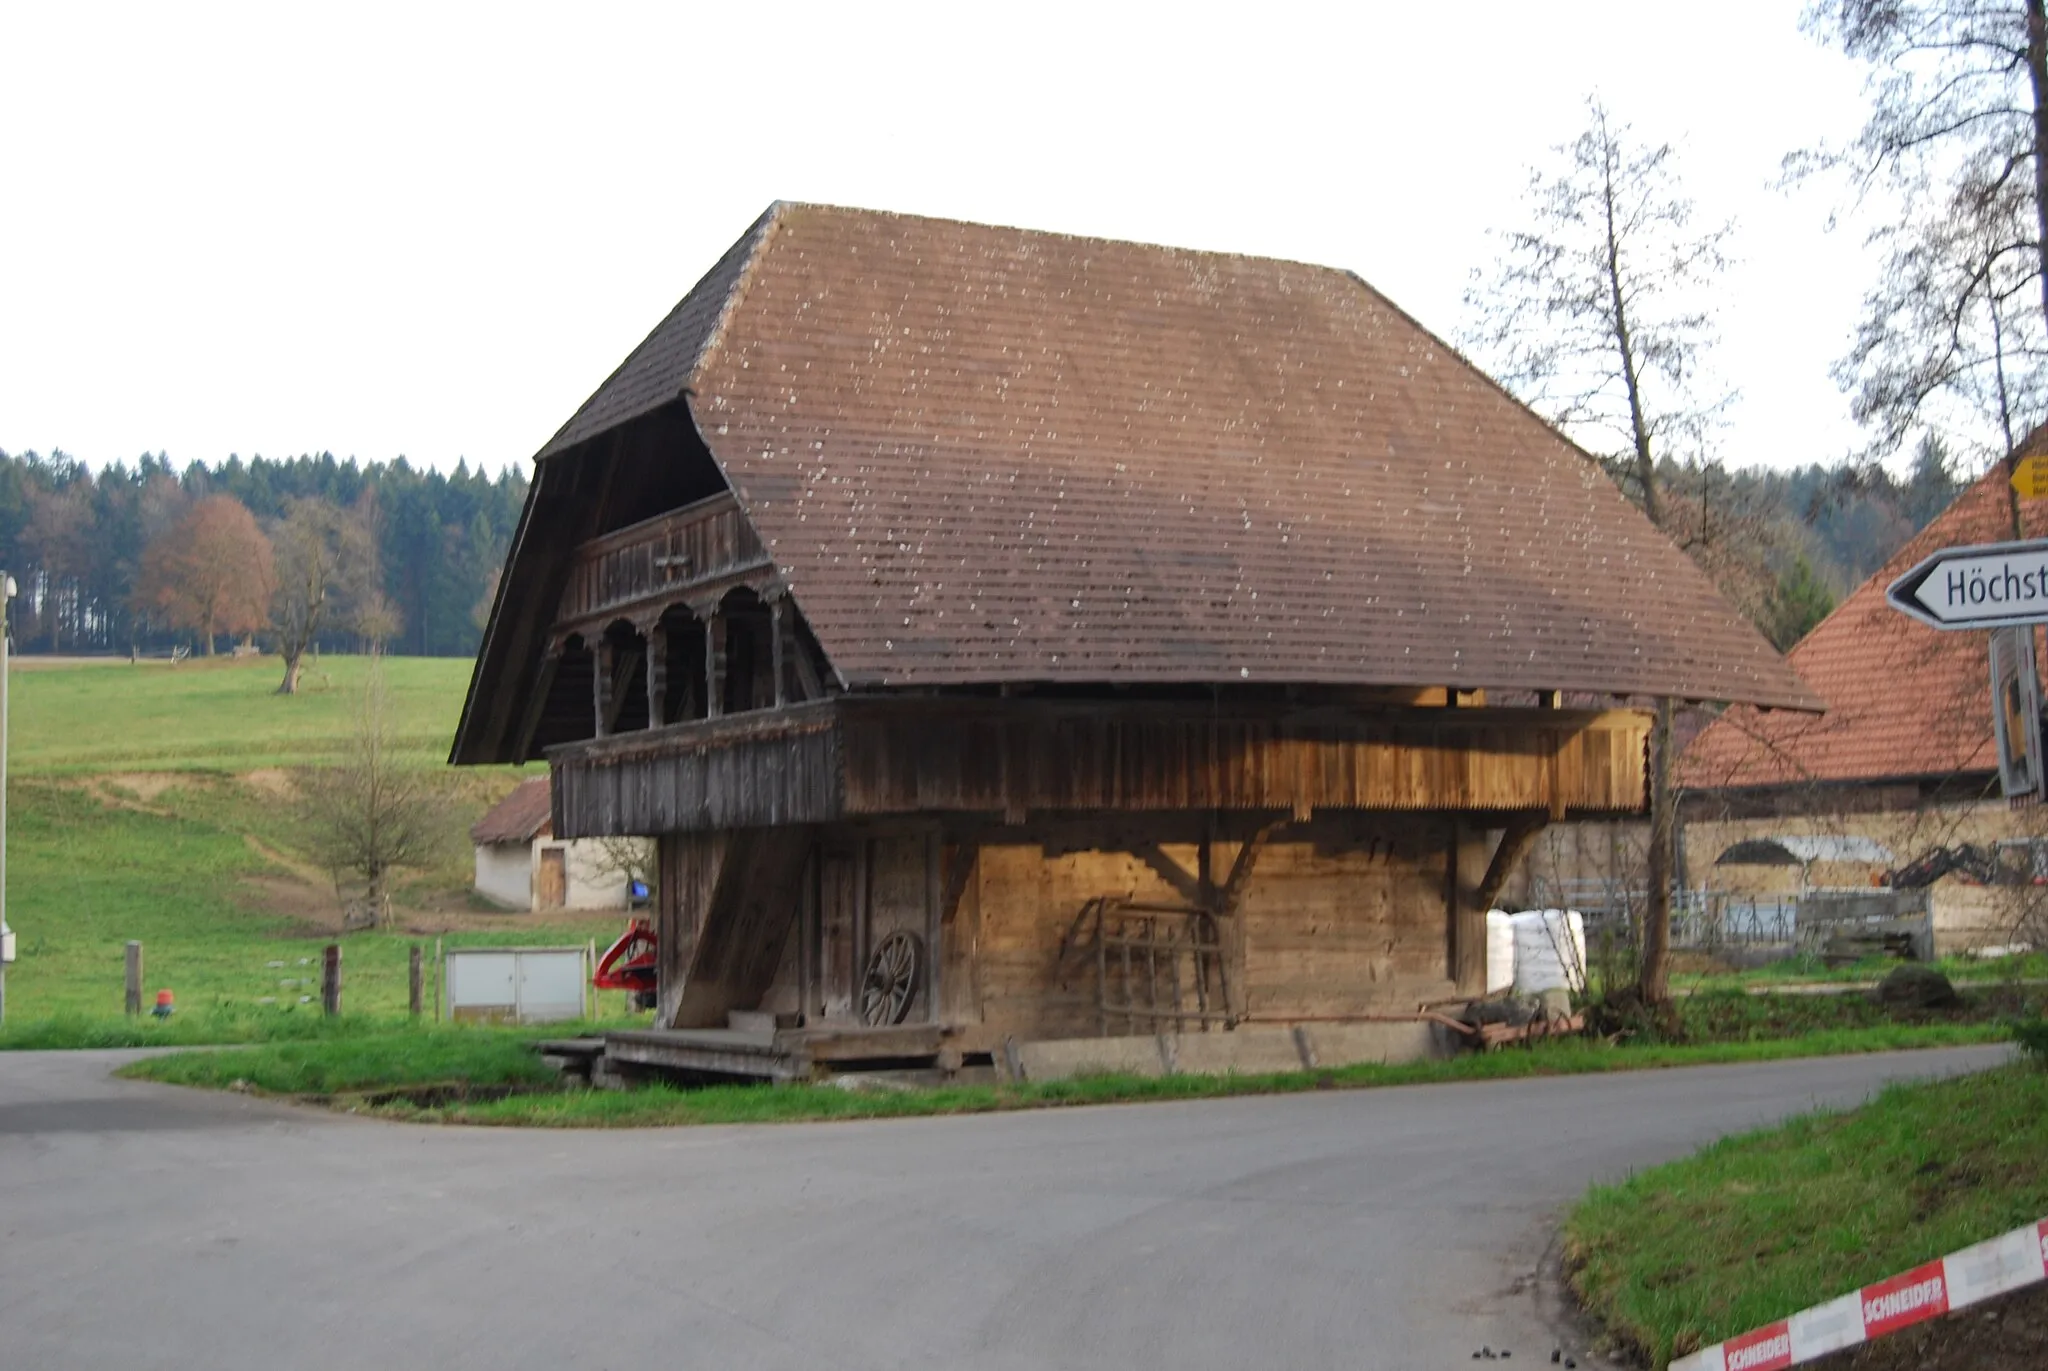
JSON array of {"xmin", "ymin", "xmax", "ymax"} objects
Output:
[{"xmin": 552, "ymin": 699, "xmax": 1647, "ymax": 838}]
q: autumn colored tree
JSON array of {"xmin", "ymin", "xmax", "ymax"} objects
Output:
[{"xmin": 137, "ymin": 494, "xmax": 275, "ymax": 655}]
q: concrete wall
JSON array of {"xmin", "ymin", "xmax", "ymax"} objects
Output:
[
  {"xmin": 473, "ymin": 838, "xmax": 648, "ymax": 912},
  {"xmin": 474, "ymin": 843, "xmax": 532, "ymax": 909},
  {"xmin": 1010, "ymin": 1020, "xmax": 1452, "ymax": 1083}
]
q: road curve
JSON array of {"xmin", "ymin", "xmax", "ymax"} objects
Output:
[{"xmin": 0, "ymin": 1045, "xmax": 2008, "ymax": 1371}]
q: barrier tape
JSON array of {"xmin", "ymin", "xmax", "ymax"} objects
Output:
[{"xmin": 1670, "ymin": 1217, "xmax": 2048, "ymax": 1371}]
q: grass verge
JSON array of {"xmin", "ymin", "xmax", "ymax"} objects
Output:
[
  {"xmin": 1567, "ymin": 1060, "xmax": 2048, "ymax": 1369},
  {"xmin": 117, "ymin": 1021, "xmax": 2009, "ymax": 1127}
]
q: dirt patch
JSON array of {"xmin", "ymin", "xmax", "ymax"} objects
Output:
[
  {"xmin": 1813, "ymin": 1282, "xmax": 2048, "ymax": 1370},
  {"xmin": 236, "ymin": 873, "xmax": 344, "ymax": 931},
  {"xmin": 356, "ymin": 1082, "xmax": 548, "ymax": 1109},
  {"xmin": 71, "ymin": 774, "xmax": 182, "ymax": 817},
  {"xmin": 240, "ymin": 769, "xmax": 298, "ymax": 802},
  {"xmin": 107, "ymin": 772, "xmax": 181, "ymax": 803}
]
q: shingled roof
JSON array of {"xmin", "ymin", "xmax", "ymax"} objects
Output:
[
  {"xmin": 470, "ymin": 777, "xmax": 551, "ymax": 845},
  {"xmin": 479, "ymin": 203, "xmax": 1816, "ymax": 728},
  {"xmin": 1683, "ymin": 454, "xmax": 2039, "ymax": 792}
]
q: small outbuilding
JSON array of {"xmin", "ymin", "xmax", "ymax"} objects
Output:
[
  {"xmin": 453, "ymin": 203, "xmax": 1814, "ymax": 1079},
  {"xmin": 471, "ymin": 777, "xmax": 642, "ymax": 912}
]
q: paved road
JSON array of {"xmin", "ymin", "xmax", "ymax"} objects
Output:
[{"xmin": 0, "ymin": 1046, "xmax": 2008, "ymax": 1371}]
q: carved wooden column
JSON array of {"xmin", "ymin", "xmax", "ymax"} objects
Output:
[
  {"xmin": 702, "ymin": 603, "xmax": 726, "ymax": 720},
  {"xmin": 767, "ymin": 591, "xmax": 788, "ymax": 709},
  {"xmin": 593, "ymin": 636, "xmax": 615, "ymax": 738},
  {"xmin": 644, "ymin": 619, "xmax": 668, "ymax": 728}
]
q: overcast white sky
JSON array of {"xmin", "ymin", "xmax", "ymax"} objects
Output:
[{"xmin": 0, "ymin": 2, "xmax": 1892, "ymax": 477}]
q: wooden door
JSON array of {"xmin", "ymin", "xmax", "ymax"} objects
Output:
[
  {"xmin": 536, "ymin": 848, "xmax": 567, "ymax": 910},
  {"xmin": 816, "ymin": 845, "xmax": 861, "ymax": 1020}
]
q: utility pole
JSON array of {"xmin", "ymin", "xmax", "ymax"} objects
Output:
[{"xmin": 0, "ymin": 572, "xmax": 17, "ymax": 1024}]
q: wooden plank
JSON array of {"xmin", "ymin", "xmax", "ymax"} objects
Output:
[
  {"xmin": 671, "ymin": 826, "xmax": 812, "ymax": 1029},
  {"xmin": 780, "ymin": 1023, "xmax": 945, "ymax": 1062}
]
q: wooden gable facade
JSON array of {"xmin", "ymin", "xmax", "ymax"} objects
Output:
[{"xmin": 454, "ymin": 204, "xmax": 1813, "ymax": 1068}]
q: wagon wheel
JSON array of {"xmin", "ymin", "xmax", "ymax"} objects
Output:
[{"xmin": 860, "ymin": 931, "xmax": 923, "ymax": 1026}]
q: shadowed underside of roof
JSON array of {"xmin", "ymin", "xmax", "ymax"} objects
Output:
[
  {"xmin": 1684, "ymin": 455, "xmax": 2044, "ymax": 792},
  {"xmin": 507, "ymin": 202, "xmax": 1817, "ymax": 709}
]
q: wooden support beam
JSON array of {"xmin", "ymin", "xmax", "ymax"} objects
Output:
[
  {"xmin": 592, "ymin": 636, "xmax": 614, "ymax": 738},
  {"xmin": 1475, "ymin": 812, "xmax": 1548, "ymax": 915},
  {"xmin": 645, "ymin": 622, "xmax": 667, "ymax": 729},
  {"xmin": 512, "ymin": 648, "xmax": 559, "ymax": 762},
  {"xmin": 704, "ymin": 612, "xmax": 726, "ymax": 720},
  {"xmin": 1135, "ymin": 844, "xmax": 1204, "ymax": 907},
  {"xmin": 1216, "ymin": 820, "xmax": 1282, "ymax": 915},
  {"xmin": 601, "ymin": 644, "xmax": 641, "ymax": 735},
  {"xmin": 769, "ymin": 597, "xmax": 787, "ymax": 709}
]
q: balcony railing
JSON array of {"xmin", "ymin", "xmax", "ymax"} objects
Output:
[{"xmin": 557, "ymin": 493, "xmax": 771, "ymax": 630}]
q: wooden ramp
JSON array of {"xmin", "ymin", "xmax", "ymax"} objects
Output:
[{"xmin": 594, "ymin": 1022, "xmax": 948, "ymax": 1085}]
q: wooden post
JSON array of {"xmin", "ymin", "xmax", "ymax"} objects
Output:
[
  {"xmin": 321, "ymin": 943, "xmax": 341, "ymax": 1017},
  {"xmin": 408, "ymin": 944, "xmax": 423, "ymax": 1019},
  {"xmin": 704, "ymin": 612, "xmax": 726, "ymax": 719},
  {"xmin": 769, "ymin": 596, "xmax": 787, "ymax": 709},
  {"xmin": 645, "ymin": 622, "xmax": 668, "ymax": 728},
  {"xmin": 593, "ymin": 636, "xmax": 615, "ymax": 738},
  {"xmin": 124, "ymin": 940, "xmax": 142, "ymax": 1016}
]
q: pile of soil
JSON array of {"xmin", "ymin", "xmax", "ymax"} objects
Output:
[{"xmin": 1812, "ymin": 1283, "xmax": 2048, "ymax": 1370}]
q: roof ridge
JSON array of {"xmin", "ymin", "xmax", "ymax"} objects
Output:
[{"xmin": 768, "ymin": 199, "xmax": 1362, "ymax": 279}]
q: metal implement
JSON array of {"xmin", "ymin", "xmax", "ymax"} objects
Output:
[
  {"xmin": 592, "ymin": 918, "xmax": 658, "ymax": 1011},
  {"xmin": 1058, "ymin": 898, "xmax": 1234, "ymax": 1036}
]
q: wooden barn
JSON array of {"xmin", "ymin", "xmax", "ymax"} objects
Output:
[{"xmin": 453, "ymin": 203, "xmax": 1815, "ymax": 1080}]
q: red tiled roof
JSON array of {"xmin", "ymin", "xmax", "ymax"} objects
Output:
[
  {"xmin": 470, "ymin": 776, "xmax": 551, "ymax": 845},
  {"xmin": 1683, "ymin": 456, "xmax": 2038, "ymax": 791}
]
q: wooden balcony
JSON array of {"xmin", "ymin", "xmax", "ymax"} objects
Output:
[{"xmin": 556, "ymin": 493, "xmax": 773, "ymax": 637}]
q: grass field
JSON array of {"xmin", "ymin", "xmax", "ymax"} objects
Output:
[
  {"xmin": 1567, "ymin": 1061, "xmax": 2048, "ymax": 1368},
  {"xmin": 0, "ymin": 654, "xmax": 648, "ymax": 1043}
]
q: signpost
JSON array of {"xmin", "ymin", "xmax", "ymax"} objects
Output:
[
  {"xmin": 1886, "ymin": 538, "xmax": 2048, "ymax": 631},
  {"xmin": 1990, "ymin": 625, "xmax": 2044, "ymax": 799},
  {"xmin": 2012, "ymin": 454, "xmax": 2048, "ymax": 500},
  {"xmin": 1886, "ymin": 539, "xmax": 2048, "ymax": 801}
]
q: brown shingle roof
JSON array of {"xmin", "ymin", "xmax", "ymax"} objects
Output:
[
  {"xmin": 515, "ymin": 203, "xmax": 1816, "ymax": 707},
  {"xmin": 1683, "ymin": 456, "xmax": 2037, "ymax": 791},
  {"xmin": 471, "ymin": 777, "xmax": 551, "ymax": 845}
]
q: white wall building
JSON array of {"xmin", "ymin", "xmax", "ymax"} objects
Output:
[{"xmin": 471, "ymin": 777, "xmax": 648, "ymax": 912}]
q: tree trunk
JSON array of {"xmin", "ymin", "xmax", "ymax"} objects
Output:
[
  {"xmin": 1638, "ymin": 697, "xmax": 1676, "ymax": 1004},
  {"xmin": 2027, "ymin": 0, "xmax": 2048, "ymax": 335},
  {"xmin": 278, "ymin": 649, "xmax": 303, "ymax": 695}
]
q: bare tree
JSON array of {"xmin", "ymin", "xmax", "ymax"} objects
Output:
[
  {"xmin": 1462, "ymin": 98, "xmax": 1734, "ymax": 1005},
  {"xmin": 303, "ymin": 660, "xmax": 443, "ymax": 928},
  {"xmin": 268, "ymin": 498, "xmax": 367, "ymax": 695},
  {"xmin": 1802, "ymin": 2, "xmax": 2048, "ymax": 480}
]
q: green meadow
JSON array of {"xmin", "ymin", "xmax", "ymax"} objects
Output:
[{"xmin": 0, "ymin": 654, "xmax": 644, "ymax": 1043}]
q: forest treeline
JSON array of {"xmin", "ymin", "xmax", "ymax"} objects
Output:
[
  {"xmin": 0, "ymin": 449, "xmax": 526, "ymax": 660},
  {"xmin": 0, "ymin": 437, "xmax": 1972, "ymax": 665}
]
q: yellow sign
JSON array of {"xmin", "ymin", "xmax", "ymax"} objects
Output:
[{"xmin": 2014, "ymin": 455, "xmax": 2048, "ymax": 499}]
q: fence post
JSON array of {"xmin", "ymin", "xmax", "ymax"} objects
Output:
[
  {"xmin": 321, "ymin": 943, "xmax": 341, "ymax": 1017},
  {"xmin": 408, "ymin": 944, "xmax": 423, "ymax": 1020},
  {"xmin": 124, "ymin": 941, "xmax": 143, "ymax": 1016}
]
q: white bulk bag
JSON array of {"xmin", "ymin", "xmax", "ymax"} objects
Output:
[
  {"xmin": 1510, "ymin": 909, "xmax": 1587, "ymax": 994},
  {"xmin": 1486, "ymin": 910, "xmax": 1517, "ymax": 994}
]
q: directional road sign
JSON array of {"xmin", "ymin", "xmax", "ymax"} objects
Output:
[
  {"xmin": 1887, "ymin": 537, "xmax": 2048, "ymax": 630},
  {"xmin": 2015, "ymin": 455, "xmax": 2048, "ymax": 500}
]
